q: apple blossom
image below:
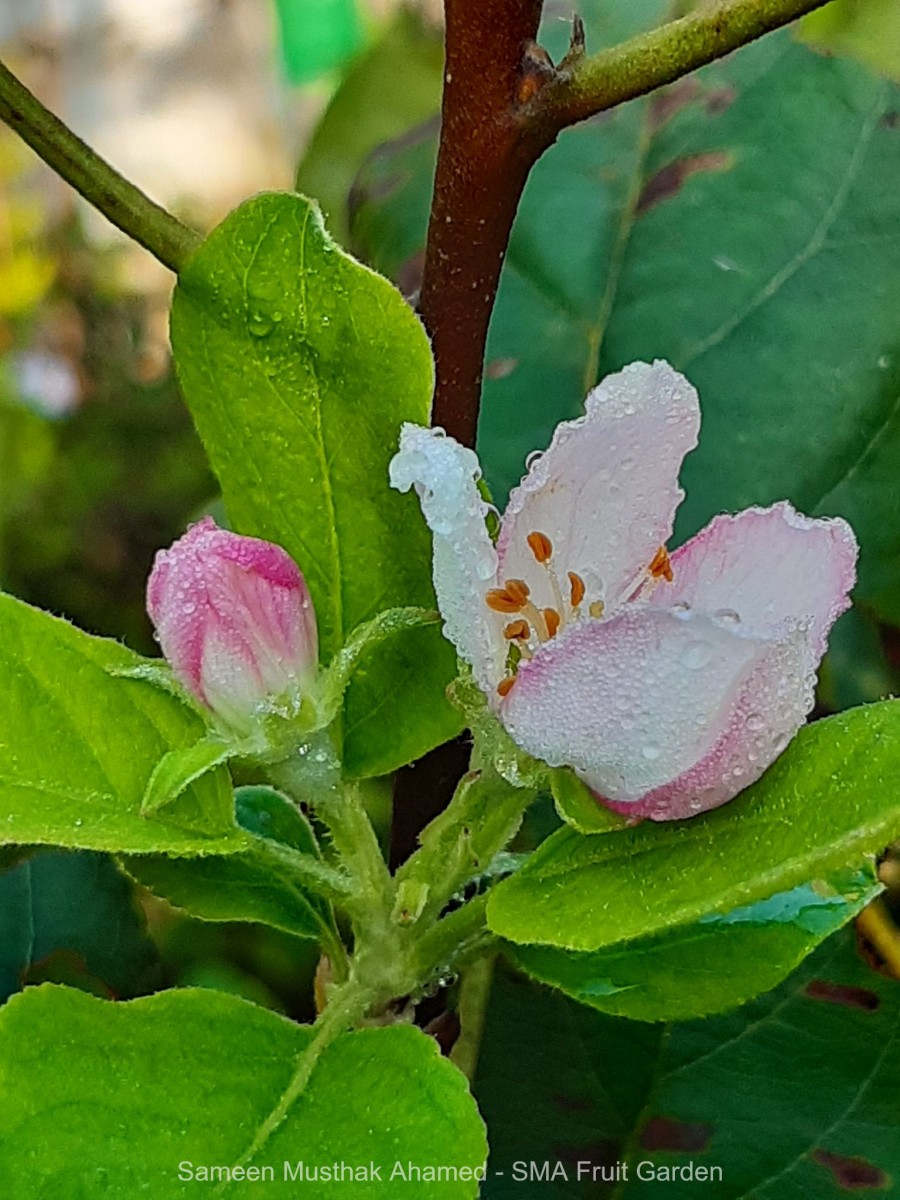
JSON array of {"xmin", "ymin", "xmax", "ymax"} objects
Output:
[
  {"xmin": 390, "ymin": 361, "xmax": 857, "ymax": 821},
  {"xmin": 146, "ymin": 517, "xmax": 318, "ymax": 734}
]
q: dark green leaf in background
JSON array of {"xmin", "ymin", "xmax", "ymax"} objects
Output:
[
  {"xmin": 0, "ymin": 850, "xmax": 159, "ymax": 1004},
  {"xmin": 477, "ymin": 928, "xmax": 900, "ymax": 1198},
  {"xmin": 296, "ymin": 7, "xmax": 443, "ymax": 242},
  {"xmin": 819, "ymin": 606, "xmax": 898, "ymax": 711},
  {"xmin": 0, "ymin": 984, "xmax": 487, "ymax": 1197},
  {"xmin": 170, "ymin": 193, "xmax": 460, "ymax": 778},
  {"xmin": 488, "ymin": 703, "xmax": 900, "ymax": 950},
  {"xmin": 351, "ymin": 12, "xmax": 900, "ymax": 625},
  {"xmin": 475, "ymin": 967, "xmax": 663, "ymax": 1199},
  {"xmin": 0, "ymin": 593, "xmax": 243, "ymax": 856},
  {"xmin": 126, "ymin": 786, "xmax": 336, "ymax": 944}
]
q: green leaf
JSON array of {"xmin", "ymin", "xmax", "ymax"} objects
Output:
[
  {"xmin": 475, "ymin": 929, "xmax": 900, "ymax": 1197},
  {"xmin": 353, "ymin": 20, "xmax": 900, "ymax": 625},
  {"xmin": 508, "ymin": 867, "xmax": 881, "ymax": 1022},
  {"xmin": 125, "ymin": 786, "xmax": 342, "ymax": 943},
  {"xmin": 296, "ymin": 7, "xmax": 443, "ymax": 240},
  {"xmin": 473, "ymin": 966, "xmax": 664, "ymax": 1198},
  {"xmin": 488, "ymin": 702, "xmax": 900, "ymax": 950},
  {"xmin": 316, "ymin": 604, "xmax": 439, "ymax": 723},
  {"xmin": 820, "ymin": 606, "xmax": 898, "ymax": 711},
  {"xmin": 170, "ymin": 192, "xmax": 461, "ymax": 777},
  {"xmin": 803, "ymin": 0, "xmax": 900, "ymax": 82},
  {"xmin": 0, "ymin": 985, "xmax": 488, "ymax": 1197},
  {"xmin": 550, "ymin": 768, "xmax": 628, "ymax": 835},
  {"xmin": 0, "ymin": 846, "xmax": 31, "ymax": 872},
  {"xmin": 141, "ymin": 736, "xmax": 234, "ymax": 817},
  {"xmin": 0, "ymin": 593, "xmax": 245, "ymax": 856},
  {"xmin": 0, "ymin": 850, "xmax": 159, "ymax": 1004}
]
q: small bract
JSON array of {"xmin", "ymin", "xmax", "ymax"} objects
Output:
[
  {"xmin": 147, "ymin": 517, "xmax": 318, "ymax": 735},
  {"xmin": 390, "ymin": 361, "xmax": 858, "ymax": 821}
]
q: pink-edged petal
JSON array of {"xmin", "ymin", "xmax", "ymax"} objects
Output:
[
  {"xmin": 502, "ymin": 607, "xmax": 789, "ymax": 804},
  {"xmin": 496, "ymin": 361, "xmax": 699, "ymax": 614},
  {"xmin": 605, "ymin": 626, "xmax": 814, "ymax": 821},
  {"xmin": 666, "ymin": 502, "xmax": 857, "ymax": 656},
  {"xmin": 389, "ymin": 423, "xmax": 504, "ymax": 693}
]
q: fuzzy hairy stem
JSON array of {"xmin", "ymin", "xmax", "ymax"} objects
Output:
[{"xmin": 0, "ymin": 59, "xmax": 200, "ymax": 272}]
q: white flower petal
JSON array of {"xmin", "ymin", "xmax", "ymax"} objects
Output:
[
  {"xmin": 390, "ymin": 424, "xmax": 503, "ymax": 691},
  {"xmin": 666, "ymin": 502, "xmax": 857, "ymax": 655},
  {"xmin": 604, "ymin": 626, "xmax": 814, "ymax": 821},
  {"xmin": 496, "ymin": 361, "xmax": 699, "ymax": 613},
  {"xmin": 502, "ymin": 607, "xmax": 781, "ymax": 802}
]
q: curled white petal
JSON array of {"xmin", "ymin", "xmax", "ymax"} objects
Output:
[
  {"xmin": 390, "ymin": 424, "xmax": 503, "ymax": 691},
  {"xmin": 497, "ymin": 361, "xmax": 700, "ymax": 614}
]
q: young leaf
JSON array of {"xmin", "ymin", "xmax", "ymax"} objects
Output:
[
  {"xmin": 507, "ymin": 867, "xmax": 881, "ymax": 1022},
  {"xmin": 170, "ymin": 192, "xmax": 461, "ymax": 777},
  {"xmin": 125, "ymin": 786, "xmax": 345, "ymax": 943},
  {"xmin": 550, "ymin": 769, "xmax": 628, "ymax": 835},
  {"xmin": 488, "ymin": 702, "xmax": 900, "ymax": 950},
  {"xmin": 140, "ymin": 736, "xmax": 234, "ymax": 817},
  {"xmin": 0, "ymin": 985, "xmax": 488, "ymax": 1197},
  {"xmin": 0, "ymin": 593, "xmax": 245, "ymax": 857}
]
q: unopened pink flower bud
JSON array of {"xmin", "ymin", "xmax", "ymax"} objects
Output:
[{"xmin": 147, "ymin": 517, "xmax": 317, "ymax": 732}]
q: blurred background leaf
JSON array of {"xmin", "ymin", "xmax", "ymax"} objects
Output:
[
  {"xmin": 275, "ymin": 0, "xmax": 363, "ymax": 85},
  {"xmin": 0, "ymin": 850, "xmax": 160, "ymax": 1004},
  {"xmin": 476, "ymin": 926, "xmax": 900, "ymax": 1197},
  {"xmin": 803, "ymin": 0, "xmax": 900, "ymax": 82},
  {"xmin": 296, "ymin": 5, "xmax": 443, "ymax": 241}
]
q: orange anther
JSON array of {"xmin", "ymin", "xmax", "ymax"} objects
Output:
[
  {"xmin": 568, "ymin": 571, "xmax": 586, "ymax": 608},
  {"xmin": 527, "ymin": 531, "xmax": 553, "ymax": 563},
  {"xmin": 649, "ymin": 546, "xmax": 674, "ymax": 582},
  {"xmin": 486, "ymin": 589, "xmax": 522, "ymax": 613},
  {"xmin": 505, "ymin": 578, "xmax": 531, "ymax": 605},
  {"xmin": 497, "ymin": 676, "xmax": 516, "ymax": 697},
  {"xmin": 543, "ymin": 607, "xmax": 561, "ymax": 638},
  {"xmin": 504, "ymin": 619, "xmax": 530, "ymax": 641}
]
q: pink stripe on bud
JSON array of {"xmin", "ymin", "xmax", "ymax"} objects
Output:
[{"xmin": 147, "ymin": 517, "xmax": 317, "ymax": 732}]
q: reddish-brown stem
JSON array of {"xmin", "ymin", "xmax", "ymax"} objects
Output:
[
  {"xmin": 419, "ymin": 0, "xmax": 547, "ymax": 448},
  {"xmin": 392, "ymin": 1, "xmax": 550, "ymax": 867}
]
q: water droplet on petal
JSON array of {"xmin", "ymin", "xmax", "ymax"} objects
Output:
[
  {"xmin": 642, "ymin": 744, "xmax": 660, "ymax": 761},
  {"xmin": 714, "ymin": 608, "xmax": 741, "ymax": 625},
  {"xmin": 746, "ymin": 712, "xmax": 764, "ymax": 732},
  {"xmin": 681, "ymin": 640, "xmax": 713, "ymax": 670}
]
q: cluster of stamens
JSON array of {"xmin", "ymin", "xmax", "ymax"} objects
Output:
[{"xmin": 487, "ymin": 532, "xmax": 674, "ymax": 697}]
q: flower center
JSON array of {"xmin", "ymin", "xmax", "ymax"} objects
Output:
[{"xmin": 486, "ymin": 532, "xmax": 674, "ymax": 697}]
